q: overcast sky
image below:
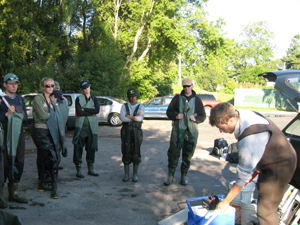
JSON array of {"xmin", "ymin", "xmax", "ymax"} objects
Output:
[{"xmin": 206, "ymin": 0, "xmax": 300, "ymax": 59}]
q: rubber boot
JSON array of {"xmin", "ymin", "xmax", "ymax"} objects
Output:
[
  {"xmin": 164, "ymin": 170, "xmax": 174, "ymax": 186},
  {"xmin": 8, "ymin": 183, "xmax": 28, "ymax": 204},
  {"xmin": 50, "ymin": 181, "xmax": 59, "ymax": 199},
  {"xmin": 180, "ymin": 173, "xmax": 188, "ymax": 186},
  {"xmin": 88, "ymin": 164, "xmax": 99, "ymax": 176},
  {"xmin": 76, "ymin": 166, "xmax": 84, "ymax": 178},
  {"xmin": 0, "ymin": 184, "xmax": 7, "ymax": 209},
  {"xmin": 132, "ymin": 164, "xmax": 139, "ymax": 182},
  {"xmin": 122, "ymin": 164, "xmax": 130, "ymax": 182},
  {"xmin": 38, "ymin": 180, "xmax": 51, "ymax": 192}
]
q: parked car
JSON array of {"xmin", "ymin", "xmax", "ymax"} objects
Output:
[
  {"xmin": 144, "ymin": 94, "xmax": 220, "ymax": 119},
  {"xmin": 260, "ymin": 70, "xmax": 300, "ymax": 225},
  {"xmin": 95, "ymin": 96, "xmax": 125, "ymax": 126},
  {"xmin": 23, "ymin": 93, "xmax": 125, "ymax": 128},
  {"xmin": 143, "ymin": 96, "xmax": 173, "ymax": 118},
  {"xmin": 260, "ymin": 69, "xmax": 300, "ymax": 190},
  {"xmin": 197, "ymin": 94, "xmax": 221, "ymax": 109}
]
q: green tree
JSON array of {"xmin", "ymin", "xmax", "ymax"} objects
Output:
[
  {"xmin": 235, "ymin": 22, "xmax": 276, "ymax": 84},
  {"xmin": 283, "ymin": 34, "xmax": 300, "ymax": 69}
]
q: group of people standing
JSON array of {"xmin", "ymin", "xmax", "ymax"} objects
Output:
[
  {"xmin": 0, "ymin": 74, "xmax": 101, "ymax": 204},
  {"xmin": 0, "ymin": 73, "xmax": 297, "ymax": 225}
]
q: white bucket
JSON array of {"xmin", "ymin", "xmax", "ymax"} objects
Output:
[{"xmin": 240, "ymin": 203, "xmax": 258, "ymax": 225}]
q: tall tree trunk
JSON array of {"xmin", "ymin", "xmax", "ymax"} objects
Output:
[
  {"xmin": 138, "ymin": 38, "xmax": 151, "ymax": 61},
  {"xmin": 113, "ymin": 0, "xmax": 122, "ymax": 40},
  {"xmin": 178, "ymin": 53, "xmax": 182, "ymax": 82},
  {"xmin": 81, "ymin": 0, "xmax": 88, "ymax": 50},
  {"xmin": 125, "ymin": 0, "xmax": 155, "ymax": 67}
]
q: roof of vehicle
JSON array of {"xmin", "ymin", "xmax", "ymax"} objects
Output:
[{"xmin": 258, "ymin": 69, "xmax": 300, "ymax": 81}]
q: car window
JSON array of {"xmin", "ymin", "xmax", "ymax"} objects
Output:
[
  {"xmin": 148, "ymin": 98, "xmax": 162, "ymax": 105},
  {"xmin": 285, "ymin": 118, "xmax": 300, "ymax": 136},
  {"xmin": 23, "ymin": 95, "xmax": 36, "ymax": 107},
  {"xmin": 198, "ymin": 94, "xmax": 216, "ymax": 101},
  {"xmin": 64, "ymin": 95, "xmax": 73, "ymax": 106},
  {"xmin": 285, "ymin": 77, "xmax": 300, "ymax": 94},
  {"xmin": 164, "ymin": 97, "xmax": 173, "ymax": 105},
  {"xmin": 97, "ymin": 98, "xmax": 113, "ymax": 106}
]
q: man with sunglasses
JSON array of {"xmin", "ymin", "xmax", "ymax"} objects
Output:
[
  {"xmin": 0, "ymin": 73, "xmax": 28, "ymax": 207},
  {"xmin": 164, "ymin": 78, "xmax": 206, "ymax": 186},
  {"xmin": 73, "ymin": 81, "xmax": 100, "ymax": 178}
]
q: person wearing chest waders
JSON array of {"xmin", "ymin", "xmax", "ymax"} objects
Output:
[
  {"xmin": 164, "ymin": 78, "xmax": 206, "ymax": 186},
  {"xmin": 0, "ymin": 73, "xmax": 28, "ymax": 208},
  {"xmin": 32, "ymin": 77, "xmax": 65, "ymax": 199},
  {"xmin": 120, "ymin": 88, "xmax": 145, "ymax": 182},
  {"xmin": 209, "ymin": 103, "xmax": 297, "ymax": 225},
  {"xmin": 73, "ymin": 81, "xmax": 100, "ymax": 178}
]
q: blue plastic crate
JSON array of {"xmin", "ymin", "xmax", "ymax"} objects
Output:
[{"xmin": 186, "ymin": 195, "xmax": 235, "ymax": 225}]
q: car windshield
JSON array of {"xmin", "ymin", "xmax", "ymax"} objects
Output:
[{"xmin": 285, "ymin": 117, "xmax": 300, "ymax": 136}]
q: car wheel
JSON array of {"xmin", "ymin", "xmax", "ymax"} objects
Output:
[{"xmin": 108, "ymin": 113, "xmax": 122, "ymax": 126}]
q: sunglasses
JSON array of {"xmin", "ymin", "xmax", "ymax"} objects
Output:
[
  {"xmin": 44, "ymin": 84, "xmax": 55, "ymax": 88},
  {"xmin": 183, "ymin": 85, "xmax": 192, "ymax": 88}
]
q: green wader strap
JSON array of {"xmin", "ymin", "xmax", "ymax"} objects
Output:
[{"xmin": 176, "ymin": 95, "xmax": 197, "ymax": 147}]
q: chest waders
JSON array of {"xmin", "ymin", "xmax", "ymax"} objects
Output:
[
  {"xmin": 73, "ymin": 95, "xmax": 99, "ymax": 178},
  {"xmin": 121, "ymin": 103, "xmax": 143, "ymax": 182},
  {"xmin": 165, "ymin": 95, "xmax": 198, "ymax": 186},
  {"xmin": 2, "ymin": 96, "xmax": 28, "ymax": 203},
  {"xmin": 238, "ymin": 118, "xmax": 297, "ymax": 225}
]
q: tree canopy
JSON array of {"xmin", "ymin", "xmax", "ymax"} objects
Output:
[{"xmin": 0, "ymin": 0, "xmax": 291, "ymax": 98}]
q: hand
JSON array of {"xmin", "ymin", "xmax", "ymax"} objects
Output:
[
  {"xmin": 189, "ymin": 114, "xmax": 196, "ymax": 122},
  {"xmin": 216, "ymin": 200, "xmax": 230, "ymax": 210},
  {"xmin": 51, "ymin": 95, "xmax": 58, "ymax": 103},
  {"xmin": 6, "ymin": 105, "xmax": 16, "ymax": 116},
  {"xmin": 176, "ymin": 113, "xmax": 184, "ymax": 120},
  {"xmin": 126, "ymin": 115, "xmax": 135, "ymax": 120}
]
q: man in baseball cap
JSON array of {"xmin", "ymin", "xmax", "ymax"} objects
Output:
[
  {"xmin": 120, "ymin": 88, "xmax": 144, "ymax": 182},
  {"xmin": 3, "ymin": 73, "xmax": 20, "ymax": 83},
  {"xmin": 73, "ymin": 80, "xmax": 100, "ymax": 178},
  {"xmin": 80, "ymin": 81, "xmax": 90, "ymax": 89},
  {"xmin": 0, "ymin": 73, "xmax": 28, "ymax": 207},
  {"xmin": 164, "ymin": 77, "xmax": 206, "ymax": 186}
]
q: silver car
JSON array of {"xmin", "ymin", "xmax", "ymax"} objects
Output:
[
  {"xmin": 62, "ymin": 94, "xmax": 125, "ymax": 127},
  {"xmin": 95, "ymin": 96, "xmax": 125, "ymax": 126},
  {"xmin": 23, "ymin": 93, "xmax": 125, "ymax": 128}
]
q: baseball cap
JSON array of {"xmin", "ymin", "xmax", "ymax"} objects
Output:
[
  {"xmin": 80, "ymin": 80, "xmax": 90, "ymax": 89},
  {"xmin": 182, "ymin": 78, "xmax": 193, "ymax": 86},
  {"xmin": 127, "ymin": 88, "xmax": 138, "ymax": 98},
  {"xmin": 3, "ymin": 73, "xmax": 20, "ymax": 83}
]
